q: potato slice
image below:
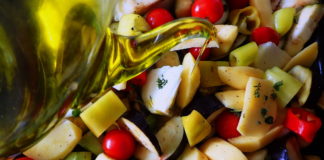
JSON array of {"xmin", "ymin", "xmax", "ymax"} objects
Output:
[
  {"xmin": 246, "ymin": 149, "xmax": 268, "ymax": 160},
  {"xmin": 176, "ymin": 53, "xmax": 200, "ymax": 108},
  {"xmin": 175, "ymin": 0, "xmax": 193, "ymax": 18},
  {"xmin": 155, "ymin": 51, "xmax": 180, "ymax": 68},
  {"xmin": 228, "ymin": 125, "xmax": 283, "ymax": 152},
  {"xmin": 178, "ymin": 146, "xmax": 208, "ymax": 160},
  {"xmin": 199, "ymin": 61, "xmax": 229, "ymax": 87},
  {"xmin": 218, "ymin": 66, "xmax": 264, "ymax": 89},
  {"xmin": 215, "ymin": 90, "xmax": 245, "ymax": 111},
  {"xmin": 117, "ymin": 14, "xmax": 150, "ymax": 36},
  {"xmin": 250, "ymin": 0, "xmax": 274, "ymax": 28},
  {"xmin": 80, "ymin": 90, "xmax": 127, "ymax": 137},
  {"xmin": 200, "ymin": 138, "xmax": 247, "ymax": 160},
  {"xmin": 95, "ymin": 153, "xmax": 116, "ymax": 160},
  {"xmin": 237, "ymin": 77, "xmax": 277, "ymax": 136},
  {"xmin": 170, "ymin": 38, "xmax": 219, "ymax": 51},
  {"xmin": 284, "ymin": 42, "xmax": 318, "ymax": 71},
  {"xmin": 24, "ymin": 120, "xmax": 82, "ymax": 160},
  {"xmin": 211, "ymin": 25, "xmax": 238, "ymax": 59}
]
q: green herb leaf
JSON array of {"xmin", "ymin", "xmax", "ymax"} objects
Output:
[
  {"xmin": 72, "ymin": 108, "xmax": 81, "ymax": 117},
  {"xmin": 254, "ymin": 83, "xmax": 261, "ymax": 98},
  {"xmin": 265, "ymin": 116, "xmax": 274, "ymax": 124},
  {"xmin": 271, "ymin": 92, "xmax": 277, "ymax": 100},
  {"xmin": 261, "ymin": 108, "xmax": 268, "ymax": 117},
  {"xmin": 156, "ymin": 74, "xmax": 168, "ymax": 89},
  {"xmin": 273, "ymin": 81, "xmax": 283, "ymax": 91}
]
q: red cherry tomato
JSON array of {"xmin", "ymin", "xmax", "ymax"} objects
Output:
[
  {"xmin": 191, "ymin": 0, "xmax": 224, "ymax": 23},
  {"xmin": 189, "ymin": 47, "xmax": 211, "ymax": 60},
  {"xmin": 214, "ymin": 110, "xmax": 241, "ymax": 139},
  {"xmin": 146, "ymin": 8, "xmax": 174, "ymax": 29},
  {"xmin": 102, "ymin": 129, "xmax": 135, "ymax": 160},
  {"xmin": 129, "ymin": 71, "xmax": 147, "ymax": 86},
  {"xmin": 251, "ymin": 27, "xmax": 280, "ymax": 45},
  {"xmin": 226, "ymin": 0, "xmax": 249, "ymax": 9}
]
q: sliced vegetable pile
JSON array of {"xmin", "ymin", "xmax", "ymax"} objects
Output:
[{"xmin": 9, "ymin": 0, "xmax": 324, "ymax": 160}]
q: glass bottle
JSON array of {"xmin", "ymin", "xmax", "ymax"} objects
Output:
[{"xmin": 0, "ymin": 0, "xmax": 216, "ymax": 156}]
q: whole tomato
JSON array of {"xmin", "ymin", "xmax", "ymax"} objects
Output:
[
  {"xmin": 146, "ymin": 8, "xmax": 174, "ymax": 29},
  {"xmin": 191, "ymin": 0, "xmax": 224, "ymax": 23},
  {"xmin": 189, "ymin": 47, "xmax": 211, "ymax": 60},
  {"xmin": 214, "ymin": 110, "xmax": 241, "ymax": 139},
  {"xmin": 102, "ymin": 129, "xmax": 135, "ymax": 160},
  {"xmin": 251, "ymin": 27, "xmax": 280, "ymax": 45}
]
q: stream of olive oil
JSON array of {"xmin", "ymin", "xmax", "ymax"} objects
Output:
[{"xmin": 0, "ymin": 0, "xmax": 216, "ymax": 156}]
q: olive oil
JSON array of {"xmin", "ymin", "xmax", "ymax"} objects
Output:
[{"xmin": 0, "ymin": 0, "xmax": 217, "ymax": 156}]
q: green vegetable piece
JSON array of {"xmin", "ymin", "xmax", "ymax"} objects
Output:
[
  {"xmin": 64, "ymin": 152, "xmax": 92, "ymax": 160},
  {"xmin": 273, "ymin": 8, "xmax": 296, "ymax": 36},
  {"xmin": 265, "ymin": 67, "xmax": 303, "ymax": 107},
  {"xmin": 230, "ymin": 42, "xmax": 258, "ymax": 66},
  {"xmin": 78, "ymin": 132, "xmax": 103, "ymax": 155}
]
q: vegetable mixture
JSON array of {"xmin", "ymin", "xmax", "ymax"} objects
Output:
[{"xmin": 9, "ymin": 0, "xmax": 324, "ymax": 159}]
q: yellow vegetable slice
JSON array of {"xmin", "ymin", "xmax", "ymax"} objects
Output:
[
  {"xmin": 80, "ymin": 90, "xmax": 127, "ymax": 137},
  {"xmin": 250, "ymin": 0, "xmax": 274, "ymax": 28},
  {"xmin": 218, "ymin": 66, "xmax": 264, "ymax": 89},
  {"xmin": 284, "ymin": 42, "xmax": 318, "ymax": 71},
  {"xmin": 229, "ymin": 6, "xmax": 261, "ymax": 34},
  {"xmin": 182, "ymin": 110, "xmax": 211, "ymax": 147},
  {"xmin": 237, "ymin": 77, "xmax": 277, "ymax": 136},
  {"xmin": 229, "ymin": 125, "xmax": 284, "ymax": 152},
  {"xmin": 289, "ymin": 65, "xmax": 312, "ymax": 105},
  {"xmin": 24, "ymin": 120, "xmax": 82, "ymax": 160},
  {"xmin": 215, "ymin": 90, "xmax": 245, "ymax": 111},
  {"xmin": 200, "ymin": 137, "xmax": 247, "ymax": 160},
  {"xmin": 198, "ymin": 61, "xmax": 229, "ymax": 87}
]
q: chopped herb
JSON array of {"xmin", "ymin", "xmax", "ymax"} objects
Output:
[
  {"xmin": 273, "ymin": 81, "xmax": 283, "ymax": 91},
  {"xmin": 271, "ymin": 92, "xmax": 277, "ymax": 100},
  {"xmin": 264, "ymin": 95, "xmax": 268, "ymax": 101},
  {"xmin": 72, "ymin": 108, "xmax": 81, "ymax": 117},
  {"xmin": 254, "ymin": 83, "xmax": 261, "ymax": 98},
  {"xmin": 261, "ymin": 108, "xmax": 268, "ymax": 117},
  {"xmin": 265, "ymin": 116, "xmax": 274, "ymax": 124},
  {"xmin": 156, "ymin": 74, "xmax": 168, "ymax": 89}
]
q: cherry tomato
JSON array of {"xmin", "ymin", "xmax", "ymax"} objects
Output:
[
  {"xmin": 226, "ymin": 0, "xmax": 249, "ymax": 9},
  {"xmin": 191, "ymin": 0, "xmax": 224, "ymax": 23},
  {"xmin": 251, "ymin": 27, "xmax": 280, "ymax": 45},
  {"xmin": 189, "ymin": 47, "xmax": 211, "ymax": 60},
  {"xmin": 102, "ymin": 129, "xmax": 135, "ymax": 160},
  {"xmin": 129, "ymin": 71, "xmax": 147, "ymax": 86},
  {"xmin": 146, "ymin": 8, "xmax": 174, "ymax": 29},
  {"xmin": 214, "ymin": 110, "xmax": 241, "ymax": 139}
]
